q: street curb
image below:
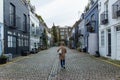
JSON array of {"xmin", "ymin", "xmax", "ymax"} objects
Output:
[
  {"xmin": 94, "ymin": 57, "xmax": 120, "ymax": 68},
  {"xmin": 0, "ymin": 54, "xmax": 34, "ymax": 67}
]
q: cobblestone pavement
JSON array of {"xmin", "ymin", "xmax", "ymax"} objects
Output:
[{"xmin": 0, "ymin": 47, "xmax": 120, "ymax": 80}]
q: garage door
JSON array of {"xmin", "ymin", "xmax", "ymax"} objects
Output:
[{"xmin": 116, "ymin": 26, "xmax": 120, "ymax": 60}]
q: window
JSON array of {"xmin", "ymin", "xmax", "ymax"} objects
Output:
[
  {"xmin": 8, "ymin": 36, "xmax": 16, "ymax": 47},
  {"xmin": 116, "ymin": 26, "xmax": 120, "ymax": 31},
  {"xmin": 91, "ymin": 14, "xmax": 96, "ymax": 32},
  {"xmin": 101, "ymin": 31, "xmax": 104, "ymax": 46},
  {"xmin": 91, "ymin": 14, "xmax": 95, "ymax": 21},
  {"xmin": 24, "ymin": 40, "xmax": 26, "ymax": 46},
  {"xmin": 21, "ymin": 39, "xmax": 23, "ymax": 46},
  {"xmin": 23, "ymin": 14, "xmax": 27, "ymax": 31},
  {"xmin": 98, "ymin": 2, "xmax": 101, "ymax": 11},
  {"xmin": 18, "ymin": 38, "xmax": 24, "ymax": 47},
  {"xmin": 12, "ymin": 37, "xmax": 16, "ymax": 47},
  {"xmin": 10, "ymin": 3, "xmax": 16, "ymax": 26},
  {"xmin": 104, "ymin": 1, "xmax": 108, "ymax": 19},
  {"xmin": 8, "ymin": 36, "xmax": 12, "ymax": 47},
  {"xmin": 18, "ymin": 38, "xmax": 21, "ymax": 46},
  {"xmin": 104, "ymin": 0, "xmax": 108, "ymax": 11},
  {"xmin": 60, "ymin": 32, "xmax": 64, "ymax": 35},
  {"xmin": 24, "ymin": 39, "xmax": 28, "ymax": 46},
  {"xmin": 104, "ymin": 1, "xmax": 108, "ymax": 11},
  {"xmin": 60, "ymin": 29, "xmax": 64, "ymax": 31}
]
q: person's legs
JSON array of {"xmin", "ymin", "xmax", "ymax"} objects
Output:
[
  {"xmin": 60, "ymin": 59, "xmax": 65, "ymax": 69},
  {"xmin": 60, "ymin": 60, "xmax": 63, "ymax": 67},
  {"xmin": 62, "ymin": 59, "xmax": 65, "ymax": 69}
]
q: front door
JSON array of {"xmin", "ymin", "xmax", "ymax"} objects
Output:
[{"xmin": 107, "ymin": 29, "xmax": 111, "ymax": 56}]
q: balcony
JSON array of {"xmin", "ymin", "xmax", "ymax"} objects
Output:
[
  {"xmin": 112, "ymin": 0, "xmax": 120, "ymax": 18},
  {"xmin": 100, "ymin": 11, "xmax": 108, "ymax": 25}
]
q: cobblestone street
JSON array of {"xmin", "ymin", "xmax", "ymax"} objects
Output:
[{"xmin": 0, "ymin": 47, "xmax": 120, "ymax": 80}]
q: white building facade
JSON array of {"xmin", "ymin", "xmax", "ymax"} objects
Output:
[
  {"xmin": 99, "ymin": 0, "xmax": 120, "ymax": 60},
  {"xmin": 0, "ymin": 0, "xmax": 4, "ymax": 55},
  {"xmin": 30, "ymin": 11, "xmax": 40, "ymax": 51}
]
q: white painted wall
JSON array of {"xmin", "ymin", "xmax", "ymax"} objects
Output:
[
  {"xmin": 0, "ymin": 0, "xmax": 3, "ymax": 23},
  {"xmin": 99, "ymin": 0, "xmax": 120, "ymax": 60},
  {"xmin": 0, "ymin": 0, "xmax": 3, "ymax": 55},
  {"xmin": 30, "ymin": 12, "xmax": 40, "ymax": 50}
]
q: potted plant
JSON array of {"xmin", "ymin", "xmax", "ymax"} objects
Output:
[
  {"xmin": 94, "ymin": 51, "xmax": 100, "ymax": 57},
  {"xmin": 0, "ymin": 55, "xmax": 8, "ymax": 64},
  {"xmin": 77, "ymin": 47, "xmax": 81, "ymax": 52}
]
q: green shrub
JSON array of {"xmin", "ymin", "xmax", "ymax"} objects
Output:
[{"xmin": 0, "ymin": 55, "xmax": 8, "ymax": 59}]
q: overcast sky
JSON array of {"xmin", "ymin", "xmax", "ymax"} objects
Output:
[{"xmin": 30, "ymin": 0, "xmax": 88, "ymax": 28}]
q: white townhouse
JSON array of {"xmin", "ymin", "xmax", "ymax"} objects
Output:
[
  {"xmin": 99, "ymin": 0, "xmax": 120, "ymax": 60},
  {"xmin": 0, "ymin": 0, "xmax": 4, "ymax": 55},
  {"xmin": 29, "ymin": 6, "xmax": 40, "ymax": 51}
]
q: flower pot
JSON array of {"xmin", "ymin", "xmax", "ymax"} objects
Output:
[{"xmin": 95, "ymin": 51, "xmax": 100, "ymax": 57}]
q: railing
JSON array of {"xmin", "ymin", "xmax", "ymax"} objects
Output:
[
  {"xmin": 100, "ymin": 11, "xmax": 108, "ymax": 25},
  {"xmin": 112, "ymin": 0, "xmax": 120, "ymax": 18}
]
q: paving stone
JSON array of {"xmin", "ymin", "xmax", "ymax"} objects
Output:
[{"xmin": 0, "ymin": 47, "xmax": 120, "ymax": 80}]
